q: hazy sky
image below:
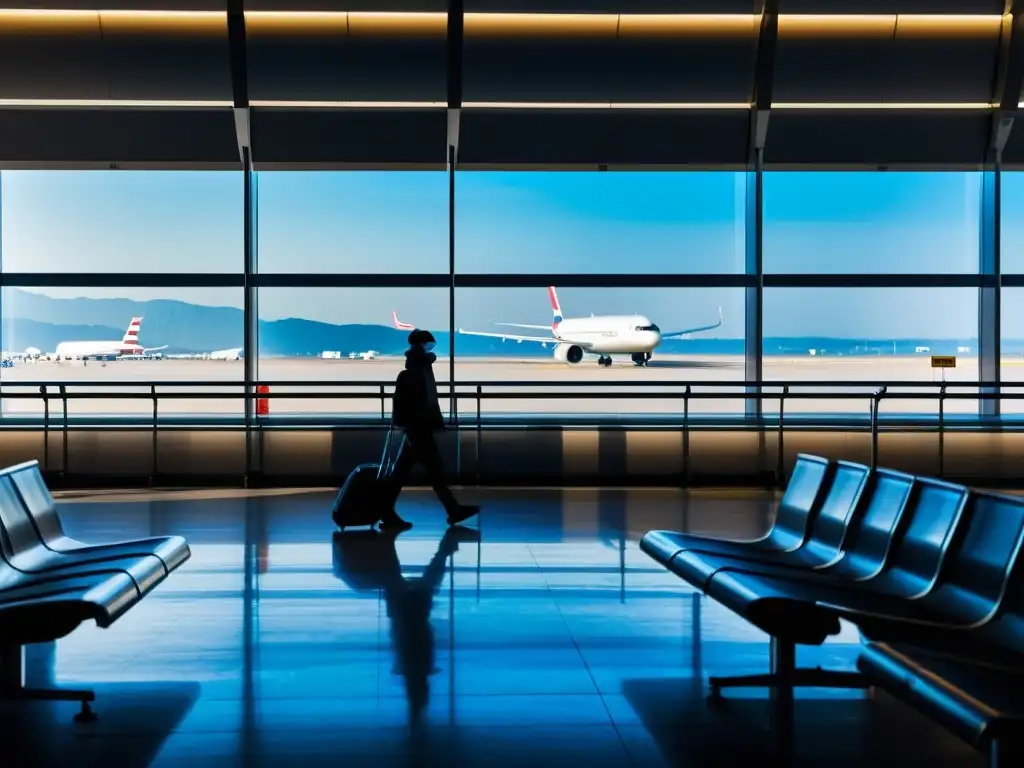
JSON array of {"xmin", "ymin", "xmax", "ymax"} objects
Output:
[{"xmin": 2, "ymin": 169, "xmax": 1022, "ymax": 338}]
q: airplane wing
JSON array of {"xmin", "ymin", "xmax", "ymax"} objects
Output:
[
  {"xmin": 141, "ymin": 345, "xmax": 169, "ymax": 353},
  {"xmin": 456, "ymin": 327, "xmax": 592, "ymax": 347},
  {"xmin": 493, "ymin": 322, "xmax": 554, "ymax": 331},
  {"xmin": 660, "ymin": 307, "xmax": 724, "ymax": 339}
]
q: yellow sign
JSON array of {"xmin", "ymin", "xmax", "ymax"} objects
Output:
[{"xmin": 931, "ymin": 356, "xmax": 956, "ymax": 369}]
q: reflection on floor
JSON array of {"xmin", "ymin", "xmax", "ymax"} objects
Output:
[{"xmin": 3, "ymin": 487, "xmax": 983, "ymax": 767}]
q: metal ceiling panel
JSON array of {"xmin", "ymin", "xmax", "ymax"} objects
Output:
[
  {"xmin": 765, "ymin": 111, "xmax": 990, "ymax": 166},
  {"xmin": 245, "ymin": 1, "xmax": 447, "ymax": 9},
  {"xmin": 463, "ymin": 35, "xmax": 757, "ymax": 103},
  {"xmin": 0, "ymin": 20, "xmax": 107, "ymax": 101},
  {"xmin": 247, "ymin": 29, "xmax": 446, "ymax": 102},
  {"xmin": 0, "ymin": 108, "xmax": 239, "ymax": 168},
  {"xmin": 775, "ymin": 36, "xmax": 1000, "ymax": 103},
  {"xmin": 465, "ymin": 1, "xmax": 761, "ymax": 10},
  {"xmin": 778, "ymin": 1, "xmax": 1004, "ymax": 11},
  {"xmin": 251, "ymin": 108, "xmax": 448, "ymax": 166},
  {"xmin": 0, "ymin": 14, "xmax": 232, "ymax": 101},
  {"xmin": 888, "ymin": 37, "xmax": 1000, "ymax": 103},
  {"xmin": 10, "ymin": 1, "xmax": 226, "ymax": 8},
  {"xmin": 457, "ymin": 109, "xmax": 750, "ymax": 166}
]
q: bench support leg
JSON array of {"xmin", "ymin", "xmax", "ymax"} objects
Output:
[
  {"xmin": 708, "ymin": 638, "xmax": 871, "ymax": 698},
  {"xmin": 0, "ymin": 642, "xmax": 97, "ymax": 722}
]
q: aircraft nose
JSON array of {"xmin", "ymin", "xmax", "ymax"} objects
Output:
[{"xmin": 648, "ymin": 330, "xmax": 662, "ymax": 347}]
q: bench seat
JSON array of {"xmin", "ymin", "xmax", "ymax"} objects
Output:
[
  {"xmin": 6, "ymin": 461, "xmax": 190, "ymax": 574},
  {"xmin": 0, "ymin": 571, "xmax": 140, "ymax": 642}
]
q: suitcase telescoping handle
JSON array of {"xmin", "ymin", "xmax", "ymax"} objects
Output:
[{"xmin": 378, "ymin": 426, "xmax": 402, "ymax": 481}]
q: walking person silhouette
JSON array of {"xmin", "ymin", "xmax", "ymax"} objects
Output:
[{"xmin": 383, "ymin": 329, "xmax": 479, "ymax": 532}]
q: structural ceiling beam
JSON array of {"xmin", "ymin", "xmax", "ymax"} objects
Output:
[
  {"xmin": 990, "ymin": 0, "xmax": 1024, "ymax": 159},
  {"xmin": 748, "ymin": 0, "xmax": 778, "ymax": 164},
  {"xmin": 447, "ymin": 0, "xmax": 464, "ymax": 162},
  {"xmin": 227, "ymin": 0, "xmax": 251, "ymax": 165}
]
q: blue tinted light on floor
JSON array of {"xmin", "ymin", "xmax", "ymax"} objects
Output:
[{"xmin": 2, "ymin": 488, "xmax": 983, "ymax": 767}]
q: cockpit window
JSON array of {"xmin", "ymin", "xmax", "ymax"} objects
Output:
[{"xmin": 635, "ymin": 324, "xmax": 660, "ymax": 332}]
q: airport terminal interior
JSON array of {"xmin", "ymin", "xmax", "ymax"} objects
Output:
[{"xmin": 7, "ymin": 0, "xmax": 1024, "ymax": 766}]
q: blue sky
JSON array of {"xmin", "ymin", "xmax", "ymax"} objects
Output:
[{"xmin": 1, "ymin": 169, "xmax": 1022, "ymax": 339}]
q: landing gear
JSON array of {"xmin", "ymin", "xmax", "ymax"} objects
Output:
[
  {"xmin": 598, "ymin": 356, "xmax": 613, "ymax": 367},
  {"xmin": 631, "ymin": 352, "xmax": 652, "ymax": 367}
]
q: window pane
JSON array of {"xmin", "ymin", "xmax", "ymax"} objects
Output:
[
  {"xmin": 1, "ymin": 171, "xmax": 242, "ymax": 274},
  {"xmin": 1001, "ymin": 172, "xmax": 1024, "ymax": 274},
  {"xmin": 256, "ymin": 172, "xmax": 448, "ymax": 274},
  {"xmin": 1002, "ymin": 288, "xmax": 1024, "ymax": 415},
  {"xmin": 764, "ymin": 288, "xmax": 978, "ymax": 415},
  {"xmin": 1, "ymin": 287, "xmax": 244, "ymax": 415},
  {"xmin": 255, "ymin": 287, "xmax": 450, "ymax": 416},
  {"xmin": 453, "ymin": 287, "xmax": 744, "ymax": 415},
  {"xmin": 764, "ymin": 172, "xmax": 981, "ymax": 274},
  {"xmin": 455, "ymin": 172, "xmax": 746, "ymax": 274}
]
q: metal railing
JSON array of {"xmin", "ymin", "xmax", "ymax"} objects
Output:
[{"xmin": 2, "ymin": 378, "xmax": 1022, "ymax": 485}]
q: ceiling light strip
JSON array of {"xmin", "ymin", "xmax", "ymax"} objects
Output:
[{"xmin": 0, "ymin": 99, "xmax": 1001, "ymax": 111}]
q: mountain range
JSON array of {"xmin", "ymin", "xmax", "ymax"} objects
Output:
[{"xmin": 0, "ymin": 289, "xmax": 1008, "ymax": 357}]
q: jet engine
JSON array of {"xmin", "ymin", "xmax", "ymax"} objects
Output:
[{"xmin": 554, "ymin": 343, "xmax": 585, "ymax": 364}]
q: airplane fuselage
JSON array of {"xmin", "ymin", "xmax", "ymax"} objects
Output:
[
  {"xmin": 53, "ymin": 341, "xmax": 145, "ymax": 359},
  {"xmin": 553, "ymin": 315, "xmax": 662, "ymax": 355}
]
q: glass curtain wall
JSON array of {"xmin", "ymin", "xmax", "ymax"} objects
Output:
[{"xmin": 0, "ymin": 168, "xmax": 1015, "ymax": 421}]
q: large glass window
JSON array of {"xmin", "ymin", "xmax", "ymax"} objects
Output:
[
  {"xmin": 255, "ymin": 287, "xmax": 450, "ymax": 416},
  {"xmin": 764, "ymin": 288, "xmax": 978, "ymax": 415},
  {"xmin": 1, "ymin": 171, "xmax": 243, "ymax": 274},
  {"xmin": 1, "ymin": 286, "xmax": 244, "ymax": 415},
  {"xmin": 455, "ymin": 172, "xmax": 746, "ymax": 274},
  {"xmin": 453, "ymin": 287, "xmax": 744, "ymax": 415},
  {"xmin": 764, "ymin": 172, "xmax": 981, "ymax": 274},
  {"xmin": 1001, "ymin": 172, "xmax": 1024, "ymax": 274},
  {"xmin": 1002, "ymin": 288, "xmax": 1024, "ymax": 416},
  {"xmin": 256, "ymin": 172, "xmax": 449, "ymax": 274}
]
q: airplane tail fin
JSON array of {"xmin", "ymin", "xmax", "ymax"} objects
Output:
[
  {"xmin": 548, "ymin": 286, "xmax": 563, "ymax": 329},
  {"xmin": 122, "ymin": 317, "xmax": 142, "ymax": 346},
  {"xmin": 392, "ymin": 311, "xmax": 415, "ymax": 331}
]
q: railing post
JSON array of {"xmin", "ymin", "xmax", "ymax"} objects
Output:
[
  {"xmin": 683, "ymin": 385, "xmax": 691, "ymax": 487},
  {"xmin": 475, "ymin": 384, "xmax": 482, "ymax": 485},
  {"xmin": 938, "ymin": 385, "xmax": 946, "ymax": 479},
  {"xmin": 151, "ymin": 384, "xmax": 158, "ymax": 486},
  {"xmin": 59, "ymin": 385, "xmax": 68, "ymax": 481},
  {"xmin": 380, "ymin": 384, "xmax": 386, "ymax": 421},
  {"xmin": 39, "ymin": 385, "xmax": 49, "ymax": 473},
  {"xmin": 777, "ymin": 385, "xmax": 788, "ymax": 489},
  {"xmin": 870, "ymin": 386, "xmax": 887, "ymax": 472}
]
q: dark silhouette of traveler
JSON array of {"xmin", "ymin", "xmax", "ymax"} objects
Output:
[
  {"xmin": 384, "ymin": 328, "xmax": 479, "ymax": 532},
  {"xmin": 331, "ymin": 527, "xmax": 480, "ymax": 725}
]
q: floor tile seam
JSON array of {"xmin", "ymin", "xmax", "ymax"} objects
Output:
[{"xmin": 524, "ymin": 543, "xmax": 633, "ymax": 762}]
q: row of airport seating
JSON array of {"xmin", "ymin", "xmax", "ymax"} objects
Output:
[
  {"xmin": 0, "ymin": 459, "xmax": 189, "ymax": 721},
  {"xmin": 641, "ymin": 453, "xmax": 1024, "ymax": 768}
]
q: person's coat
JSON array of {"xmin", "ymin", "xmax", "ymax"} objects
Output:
[{"xmin": 391, "ymin": 345, "xmax": 445, "ymax": 432}]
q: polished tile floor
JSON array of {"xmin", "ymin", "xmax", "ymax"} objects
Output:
[{"xmin": 4, "ymin": 486, "xmax": 984, "ymax": 767}]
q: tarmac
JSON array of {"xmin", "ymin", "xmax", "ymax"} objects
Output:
[{"xmin": 0, "ymin": 354, "xmax": 1019, "ymax": 417}]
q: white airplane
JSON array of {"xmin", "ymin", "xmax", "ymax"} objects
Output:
[
  {"xmin": 348, "ymin": 350, "xmax": 378, "ymax": 360},
  {"xmin": 209, "ymin": 347, "xmax": 243, "ymax": 361},
  {"xmin": 452, "ymin": 286, "xmax": 722, "ymax": 367},
  {"xmin": 53, "ymin": 317, "xmax": 168, "ymax": 361}
]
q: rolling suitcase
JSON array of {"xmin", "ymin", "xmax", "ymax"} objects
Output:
[{"xmin": 331, "ymin": 427, "xmax": 402, "ymax": 530}]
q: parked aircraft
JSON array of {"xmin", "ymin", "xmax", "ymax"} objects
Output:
[
  {"xmin": 454, "ymin": 286, "xmax": 722, "ymax": 367},
  {"xmin": 209, "ymin": 347, "xmax": 243, "ymax": 361},
  {"xmin": 53, "ymin": 317, "xmax": 168, "ymax": 361}
]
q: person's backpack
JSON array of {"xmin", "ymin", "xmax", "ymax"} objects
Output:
[{"xmin": 391, "ymin": 368, "xmax": 419, "ymax": 428}]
